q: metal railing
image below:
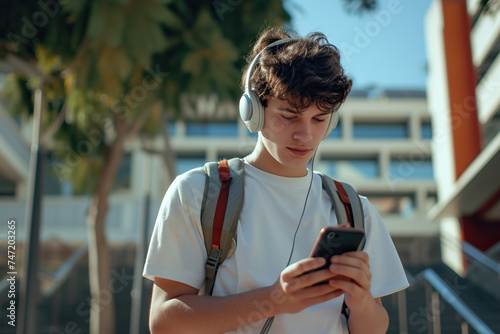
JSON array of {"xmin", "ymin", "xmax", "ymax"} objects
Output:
[
  {"xmin": 395, "ymin": 268, "xmax": 495, "ymax": 334},
  {"xmin": 423, "ymin": 269, "xmax": 494, "ymax": 334},
  {"xmin": 462, "ymin": 240, "xmax": 500, "ymax": 275},
  {"xmin": 38, "ymin": 243, "xmax": 88, "ymax": 297},
  {"xmin": 462, "ymin": 240, "xmax": 500, "ymax": 302},
  {"xmin": 0, "ymin": 243, "xmax": 88, "ymax": 306},
  {"xmin": 393, "ymin": 240, "xmax": 500, "ymax": 334}
]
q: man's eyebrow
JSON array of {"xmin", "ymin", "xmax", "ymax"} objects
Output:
[
  {"xmin": 278, "ymin": 107, "xmax": 301, "ymax": 114},
  {"xmin": 278, "ymin": 107, "xmax": 331, "ymax": 116}
]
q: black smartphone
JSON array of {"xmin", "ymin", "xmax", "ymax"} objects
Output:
[{"xmin": 309, "ymin": 226, "xmax": 365, "ymax": 271}]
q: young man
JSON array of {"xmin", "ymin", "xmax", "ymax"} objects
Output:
[{"xmin": 144, "ymin": 27, "xmax": 409, "ymax": 334}]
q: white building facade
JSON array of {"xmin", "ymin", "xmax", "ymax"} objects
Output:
[{"xmin": 0, "ymin": 87, "xmax": 439, "ymax": 266}]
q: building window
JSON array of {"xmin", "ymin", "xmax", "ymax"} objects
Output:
[
  {"xmin": 321, "ymin": 156, "xmax": 379, "ymax": 180},
  {"xmin": 483, "ymin": 113, "xmax": 500, "ymax": 146},
  {"xmin": 186, "ymin": 122, "xmax": 238, "ymax": 137},
  {"xmin": 45, "ymin": 152, "xmax": 76, "ymax": 196},
  {"xmin": 114, "ymin": 153, "xmax": 132, "ymax": 191},
  {"xmin": 389, "ymin": 158, "xmax": 434, "ymax": 180},
  {"xmin": 176, "ymin": 153, "xmax": 206, "ymax": 175},
  {"xmin": 217, "ymin": 152, "xmax": 252, "ymax": 162},
  {"xmin": 421, "ymin": 121, "xmax": 432, "ymax": 139},
  {"xmin": 44, "ymin": 152, "xmax": 132, "ymax": 195},
  {"xmin": 167, "ymin": 122, "xmax": 176, "ymax": 136},
  {"xmin": 45, "ymin": 153, "xmax": 64, "ymax": 195},
  {"xmin": 0, "ymin": 180, "xmax": 16, "ymax": 197},
  {"xmin": 426, "ymin": 193, "xmax": 438, "ymax": 212},
  {"xmin": 325, "ymin": 120, "xmax": 342, "ymax": 139},
  {"xmin": 353, "ymin": 121, "xmax": 408, "ymax": 139},
  {"xmin": 365, "ymin": 193, "xmax": 415, "ymax": 218}
]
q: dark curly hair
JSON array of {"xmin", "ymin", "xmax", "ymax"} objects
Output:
[{"xmin": 241, "ymin": 27, "xmax": 352, "ymax": 113}]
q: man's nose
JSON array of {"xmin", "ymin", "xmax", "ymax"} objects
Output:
[{"xmin": 292, "ymin": 121, "xmax": 313, "ymax": 141}]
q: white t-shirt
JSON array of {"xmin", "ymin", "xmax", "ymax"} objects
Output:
[{"xmin": 143, "ymin": 161, "xmax": 409, "ymax": 334}]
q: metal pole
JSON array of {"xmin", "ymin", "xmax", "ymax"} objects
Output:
[
  {"xmin": 129, "ymin": 150, "xmax": 153, "ymax": 334},
  {"xmin": 431, "ymin": 291, "xmax": 441, "ymax": 334},
  {"xmin": 397, "ymin": 289, "xmax": 408, "ymax": 333},
  {"xmin": 18, "ymin": 88, "xmax": 44, "ymax": 334},
  {"xmin": 461, "ymin": 321, "xmax": 469, "ymax": 334},
  {"xmin": 425, "ymin": 283, "xmax": 433, "ymax": 334}
]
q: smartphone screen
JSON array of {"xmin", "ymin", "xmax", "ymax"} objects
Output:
[{"xmin": 309, "ymin": 226, "xmax": 365, "ymax": 271}]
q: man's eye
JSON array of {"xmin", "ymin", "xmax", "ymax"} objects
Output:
[
  {"xmin": 315, "ymin": 118, "xmax": 327, "ymax": 122},
  {"xmin": 281, "ymin": 115, "xmax": 295, "ymax": 120}
]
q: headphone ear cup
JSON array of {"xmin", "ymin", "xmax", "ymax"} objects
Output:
[
  {"xmin": 323, "ymin": 111, "xmax": 339, "ymax": 139},
  {"xmin": 239, "ymin": 94, "xmax": 253, "ymax": 122},
  {"xmin": 240, "ymin": 38, "xmax": 299, "ymax": 134},
  {"xmin": 239, "ymin": 90, "xmax": 264, "ymax": 132}
]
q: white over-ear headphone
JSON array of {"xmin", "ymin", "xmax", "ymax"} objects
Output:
[{"xmin": 239, "ymin": 38, "xmax": 339, "ymax": 139}]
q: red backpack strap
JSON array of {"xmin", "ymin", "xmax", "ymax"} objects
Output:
[
  {"xmin": 318, "ymin": 173, "xmax": 352, "ymax": 228},
  {"xmin": 333, "ymin": 180, "xmax": 353, "ymax": 227},
  {"xmin": 330, "ymin": 179, "xmax": 366, "ymax": 320},
  {"xmin": 337, "ymin": 180, "xmax": 365, "ymax": 233},
  {"xmin": 201, "ymin": 158, "xmax": 244, "ymax": 295},
  {"xmin": 204, "ymin": 160, "xmax": 232, "ymax": 294},
  {"xmin": 212, "ymin": 160, "xmax": 231, "ymax": 249}
]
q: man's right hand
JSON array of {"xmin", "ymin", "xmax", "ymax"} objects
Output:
[{"xmin": 271, "ymin": 257, "xmax": 345, "ymax": 314}]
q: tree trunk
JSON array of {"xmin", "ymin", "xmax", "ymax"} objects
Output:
[
  {"xmin": 161, "ymin": 113, "xmax": 177, "ymax": 184},
  {"xmin": 87, "ymin": 139, "xmax": 126, "ymax": 334}
]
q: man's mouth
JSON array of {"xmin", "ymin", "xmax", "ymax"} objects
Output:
[{"xmin": 288, "ymin": 147, "xmax": 312, "ymax": 156}]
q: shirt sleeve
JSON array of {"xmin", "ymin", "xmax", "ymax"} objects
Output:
[
  {"xmin": 361, "ymin": 196, "xmax": 410, "ymax": 298},
  {"xmin": 142, "ymin": 168, "xmax": 208, "ymax": 290}
]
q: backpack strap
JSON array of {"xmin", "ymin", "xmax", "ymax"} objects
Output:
[
  {"xmin": 318, "ymin": 172, "xmax": 366, "ymax": 320},
  {"xmin": 201, "ymin": 158, "xmax": 244, "ymax": 295},
  {"xmin": 318, "ymin": 173, "xmax": 365, "ymax": 238},
  {"xmin": 318, "ymin": 174, "xmax": 351, "ymax": 228},
  {"xmin": 338, "ymin": 181, "xmax": 365, "ymax": 234}
]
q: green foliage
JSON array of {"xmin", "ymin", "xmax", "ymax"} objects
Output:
[
  {"xmin": 0, "ymin": 0, "xmax": 291, "ymax": 193},
  {"xmin": 1, "ymin": 73, "xmax": 33, "ymax": 116},
  {"xmin": 169, "ymin": 7, "xmax": 240, "ymax": 98},
  {"xmin": 51, "ymin": 116, "xmax": 106, "ymax": 193},
  {"xmin": 155, "ymin": 0, "xmax": 290, "ymax": 115}
]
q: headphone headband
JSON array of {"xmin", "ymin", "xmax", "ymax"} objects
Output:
[
  {"xmin": 239, "ymin": 37, "xmax": 339, "ymax": 138},
  {"xmin": 244, "ymin": 38, "xmax": 299, "ymax": 93}
]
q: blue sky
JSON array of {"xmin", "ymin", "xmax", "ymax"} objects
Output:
[{"xmin": 285, "ymin": 0, "xmax": 433, "ymax": 90}]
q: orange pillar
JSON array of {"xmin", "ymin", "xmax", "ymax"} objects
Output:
[{"xmin": 442, "ymin": 0, "xmax": 484, "ymax": 249}]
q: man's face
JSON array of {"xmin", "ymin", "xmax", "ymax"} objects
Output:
[{"xmin": 257, "ymin": 97, "xmax": 332, "ymax": 177}]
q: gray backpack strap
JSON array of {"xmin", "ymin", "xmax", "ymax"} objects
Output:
[
  {"xmin": 339, "ymin": 181, "xmax": 365, "ymax": 232},
  {"xmin": 201, "ymin": 158, "xmax": 244, "ymax": 295},
  {"xmin": 318, "ymin": 172, "xmax": 366, "ymax": 320},
  {"xmin": 318, "ymin": 173, "xmax": 349, "ymax": 228},
  {"xmin": 318, "ymin": 173, "xmax": 366, "ymax": 249}
]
